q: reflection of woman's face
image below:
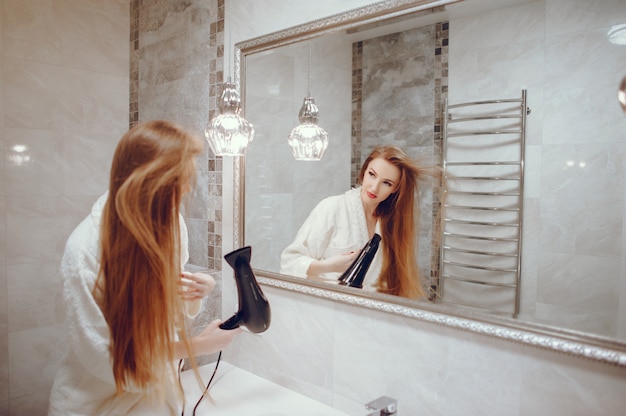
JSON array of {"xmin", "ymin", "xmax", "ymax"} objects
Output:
[{"xmin": 361, "ymin": 157, "xmax": 400, "ymax": 207}]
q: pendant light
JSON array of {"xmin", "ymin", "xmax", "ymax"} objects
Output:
[
  {"xmin": 205, "ymin": 78, "xmax": 254, "ymax": 156},
  {"xmin": 288, "ymin": 42, "xmax": 328, "ymax": 161},
  {"xmin": 205, "ymin": 24, "xmax": 254, "ymax": 157}
]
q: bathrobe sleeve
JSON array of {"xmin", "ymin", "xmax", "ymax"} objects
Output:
[
  {"xmin": 280, "ymin": 191, "xmax": 366, "ymax": 279},
  {"xmin": 279, "ymin": 187, "xmax": 383, "ymax": 287},
  {"xmin": 280, "ymin": 197, "xmax": 337, "ymax": 278}
]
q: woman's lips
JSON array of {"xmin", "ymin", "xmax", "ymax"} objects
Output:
[{"xmin": 366, "ymin": 191, "xmax": 377, "ymax": 199}]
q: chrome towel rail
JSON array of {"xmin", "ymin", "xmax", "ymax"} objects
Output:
[
  {"xmin": 445, "ymin": 161, "xmax": 521, "ymax": 166},
  {"xmin": 448, "ymin": 191, "xmax": 521, "ymax": 196},
  {"xmin": 438, "ymin": 90, "xmax": 528, "ymax": 317},
  {"xmin": 446, "ymin": 130, "xmax": 522, "ymax": 137},
  {"xmin": 442, "ymin": 246, "xmax": 518, "ymax": 257},
  {"xmin": 443, "ymin": 232, "xmax": 519, "ymax": 242},
  {"xmin": 447, "ymin": 97, "xmax": 523, "ymax": 107},
  {"xmin": 441, "ymin": 274, "xmax": 518, "ymax": 288},
  {"xmin": 449, "ymin": 176, "xmax": 520, "ymax": 180},
  {"xmin": 443, "ymin": 259, "xmax": 518, "ymax": 273},
  {"xmin": 444, "ymin": 218, "xmax": 519, "ymax": 227}
]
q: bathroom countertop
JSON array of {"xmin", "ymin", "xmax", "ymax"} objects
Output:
[{"xmin": 179, "ymin": 361, "xmax": 350, "ymax": 415}]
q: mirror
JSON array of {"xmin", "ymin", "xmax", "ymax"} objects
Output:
[{"xmin": 235, "ymin": 0, "xmax": 626, "ymax": 364}]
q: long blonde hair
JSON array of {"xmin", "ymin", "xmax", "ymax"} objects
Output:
[
  {"xmin": 359, "ymin": 145, "xmax": 442, "ymax": 299},
  {"xmin": 96, "ymin": 120, "xmax": 203, "ymax": 394}
]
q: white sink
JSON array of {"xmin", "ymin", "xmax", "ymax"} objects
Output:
[{"xmin": 179, "ymin": 361, "xmax": 350, "ymax": 415}]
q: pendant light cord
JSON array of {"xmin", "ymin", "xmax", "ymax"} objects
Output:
[
  {"xmin": 226, "ymin": 18, "xmax": 231, "ymax": 82},
  {"xmin": 307, "ymin": 41, "xmax": 312, "ymax": 97}
]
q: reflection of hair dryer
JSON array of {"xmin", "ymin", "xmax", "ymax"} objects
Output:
[
  {"xmin": 219, "ymin": 246, "xmax": 271, "ymax": 333},
  {"xmin": 338, "ymin": 233, "xmax": 381, "ymax": 289}
]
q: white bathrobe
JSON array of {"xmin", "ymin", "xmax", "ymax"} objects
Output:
[
  {"xmin": 48, "ymin": 193, "xmax": 201, "ymax": 415},
  {"xmin": 280, "ymin": 187, "xmax": 382, "ymax": 290}
]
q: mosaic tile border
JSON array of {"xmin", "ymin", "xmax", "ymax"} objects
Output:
[
  {"xmin": 430, "ymin": 20, "xmax": 449, "ymax": 297},
  {"xmin": 207, "ymin": 0, "xmax": 224, "ymax": 271},
  {"xmin": 128, "ymin": 0, "xmax": 223, "ymax": 271},
  {"xmin": 350, "ymin": 41, "xmax": 363, "ymax": 188},
  {"xmin": 129, "ymin": 0, "xmax": 139, "ymax": 127}
]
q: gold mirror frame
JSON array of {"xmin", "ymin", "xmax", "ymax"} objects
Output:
[{"xmin": 231, "ymin": 0, "xmax": 626, "ymax": 368}]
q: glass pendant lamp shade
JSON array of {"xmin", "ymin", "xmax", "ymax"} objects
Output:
[
  {"xmin": 205, "ymin": 81, "xmax": 254, "ymax": 156},
  {"xmin": 288, "ymin": 96, "xmax": 328, "ymax": 161}
]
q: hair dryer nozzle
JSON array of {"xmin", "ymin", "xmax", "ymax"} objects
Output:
[{"xmin": 220, "ymin": 246, "xmax": 271, "ymax": 333}]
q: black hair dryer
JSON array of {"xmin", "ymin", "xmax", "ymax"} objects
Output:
[
  {"xmin": 219, "ymin": 246, "xmax": 271, "ymax": 333},
  {"xmin": 338, "ymin": 233, "xmax": 381, "ymax": 289}
]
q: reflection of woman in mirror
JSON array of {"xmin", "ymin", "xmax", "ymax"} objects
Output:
[
  {"xmin": 49, "ymin": 121, "xmax": 241, "ymax": 415},
  {"xmin": 281, "ymin": 145, "xmax": 441, "ymax": 299}
]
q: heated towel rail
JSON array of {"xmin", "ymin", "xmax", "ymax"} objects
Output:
[{"xmin": 438, "ymin": 90, "xmax": 529, "ymax": 317}]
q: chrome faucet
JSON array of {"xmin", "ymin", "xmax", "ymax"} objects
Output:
[{"xmin": 365, "ymin": 396, "xmax": 397, "ymax": 415}]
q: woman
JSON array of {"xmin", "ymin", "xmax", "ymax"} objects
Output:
[
  {"xmin": 280, "ymin": 145, "xmax": 442, "ymax": 299},
  {"xmin": 49, "ymin": 120, "xmax": 241, "ymax": 415}
]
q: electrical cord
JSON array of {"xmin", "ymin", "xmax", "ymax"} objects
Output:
[
  {"xmin": 192, "ymin": 351, "xmax": 222, "ymax": 415},
  {"xmin": 178, "ymin": 351, "xmax": 223, "ymax": 416},
  {"xmin": 178, "ymin": 358, "xmax": 185, "ymax": 416}
]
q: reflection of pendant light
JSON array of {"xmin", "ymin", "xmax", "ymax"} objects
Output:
[
  {"xmin": 288, "ymin": 42, "xmax": 328, "ymax": 161},
  {"xmin": 205, "ymin": 78, "xmax": 255, "ymax": 156}
]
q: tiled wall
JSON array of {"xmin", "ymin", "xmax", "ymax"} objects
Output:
[
  {"xmin": 1, "ymin": 0, "xmax": 130, "ymax": 414},
  {"xmin": 448, "ymin": 0, "xmax": 626, "ymax": 337}
]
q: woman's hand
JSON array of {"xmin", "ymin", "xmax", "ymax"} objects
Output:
[
  {"xmin": 307, "ymin": 251, "xmax": 359, "ymax": 276},
  {"xmin": 175, "ymin": 319, "xmax": 242, "ymax": 358},
  {"xmin": 179, "ymin": 271, "xmax": 216, "ymax": 301},
  {"xmin": 193, "ymin": 319, "xmax": 242, "ymax": 356}
]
